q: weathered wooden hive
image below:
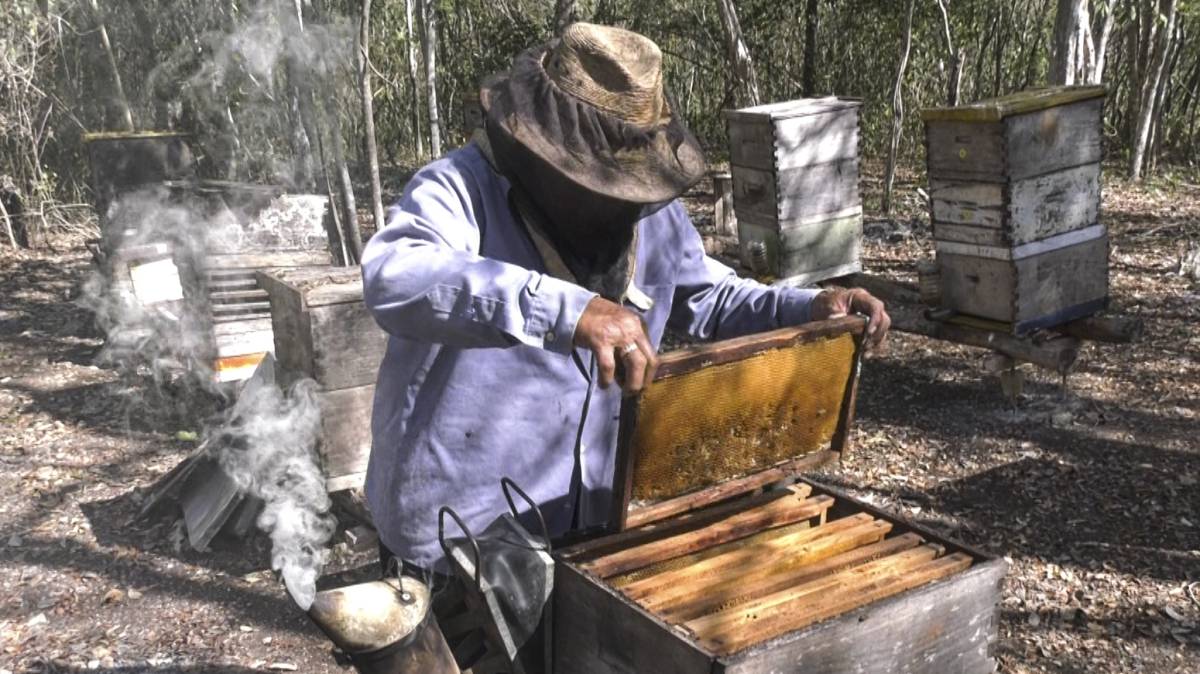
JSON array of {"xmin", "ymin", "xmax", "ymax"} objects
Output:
[
  {"xmin": 724, "ymin": 98, "xmax": 863, "ymax": 284},
  {"xmin": 167, "ymin": 181, "xmax": 334, "ymax": 382},
  {"xmin": 922, "ymin": 85, "xmax": 1108, "ymax": 334},
  {"xmin": 554, "ymin": 318, "xmax": 1005, "ymax": 673},
  {"xmin": 257, "ymin": 266, "xmax": 388, "ymax": 492}
]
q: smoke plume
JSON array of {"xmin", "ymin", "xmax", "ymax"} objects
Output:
[
  {"xmin": 83, "ymin": 0, "xmax": 356, "ymax": 613},
  {"xmin": 211, "ymin": 375, "xmax": 335, "ymax": 611}
]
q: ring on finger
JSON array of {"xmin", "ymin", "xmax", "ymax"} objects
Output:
[{"xmin": 619, "ymin": 343, "xmax": 639, "ymax": 356}]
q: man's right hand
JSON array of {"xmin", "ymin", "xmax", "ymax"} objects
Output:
[{"xmin": 573, "ymin": 297, "xmax": 658, "ymax": 395}]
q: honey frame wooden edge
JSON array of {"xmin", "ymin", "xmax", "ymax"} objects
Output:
[
  {"xmin": 607, "ymin": 316, "xmax": 869, "ymax": 533},
  {"xmin": 556, "ymin": 479, "xmax": 1008, "ymax": 671}
]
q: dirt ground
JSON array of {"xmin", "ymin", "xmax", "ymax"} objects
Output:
[{"xmin": 1, "ymin": 166, "xmax": 1198, "ymax": 673}]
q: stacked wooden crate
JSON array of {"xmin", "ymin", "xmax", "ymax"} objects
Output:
[
  {"xmin": 724, "ymin": 98, "xmax": 863, "ymax": 285},
  {"xmin": 922, "ymin": 85, "xmax": 1108, "ymax": 334},
  {"xmin": 258, "ymin": 266, "xmax": 388, "ymax": 492}
]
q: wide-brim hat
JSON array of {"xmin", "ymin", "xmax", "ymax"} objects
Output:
[{"xmin": 479, "ymin": 23, "xmax": 707, "ymax": 204}]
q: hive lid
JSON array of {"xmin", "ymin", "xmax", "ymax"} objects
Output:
[
  {"xmin": 921, "ymin": 85, "xmax": 1107, "ymax": 122},
  {"xmin": 723, "ymin": 96, "xmax": 863, "ymax": 122},
  {"xmin": 257, "ymin": 265, "xmax": 364, "ymax": 308},
  {"xmin": 609, "ymin": 316, "xmax": 868, "ymax": 531}
]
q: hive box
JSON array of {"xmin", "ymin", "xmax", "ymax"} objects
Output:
[
  {"xmin": 923, "ymin": 86, "xmax": 1108, "ymax": 333},
  {"xmin": 553, "ymin": 318, "xmax": 1005, "ymax": 673},
  {"xmin": 258, "ymin": 266, "xmax": 388, "ymax": 491},
  {"xmin": 724, "ymin": 98, "xmax": 863, "ymax": 285}
]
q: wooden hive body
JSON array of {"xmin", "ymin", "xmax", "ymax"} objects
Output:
[
  {"xmin": 922, "ymin": 85, "xmax": 1109, "ymax": 333},
  {"xmin": 724, "ymin": 98, "xmax": 864, "ymax": 285},
  {"xmin": 553, "ymin": 318, "xmax": 1005, "ymax": 673},
  {"xmin": 258, "ymin": 266, "xmax": 388, "ymax": 492}
]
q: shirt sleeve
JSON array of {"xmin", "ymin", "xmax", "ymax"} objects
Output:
[
  {"xmin": 665, "ymin": 202, "xmax": 822, "ymax": 340},
  {"xmin": 361, "ymin": 156, "xmax": 596, "ymax": 354}
]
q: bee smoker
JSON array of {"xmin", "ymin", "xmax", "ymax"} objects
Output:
[{"xmin": 307, "ymin": 574, "xmax": 459, "ymax": 674}]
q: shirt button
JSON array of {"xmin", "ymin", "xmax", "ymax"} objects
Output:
[{"xmin": 545, "ymin": 331, "xmax": 556, "ymax": 343}]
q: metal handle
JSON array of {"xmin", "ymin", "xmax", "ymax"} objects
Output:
[
  {"xmin": 437, "ymin": 506, "xmax": 481, "ymax": 590},
  {"xmin": 501, "ymin": 476, "xmax": 552, "ymax": 553}
]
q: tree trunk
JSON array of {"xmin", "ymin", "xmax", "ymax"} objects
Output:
[
  {"xmin": 933, "ymin": 0, "xmax": 963, "ymax": 106},
  {"xmin": 1049, "ymin": 0, "xmax": 1093, "ymax": 85},
  {"xmin": 404, "ymin": 0, "xmax": 425, "ymax": 158},
  {"xmin": 327, "ymin": 99, "xmax": 364, "ymax": 264},
  {"xmin": 283, "ymin": 0, "xmax": 316, "ymax": 190},
  {"xmin": 883, "ymin": 0, "xmax": 915, "ymax": 216},
  {"xmin": 358, "ymin": 0, "xmax": 385, "ymax": 233},
  {"xmin": 419, "ymin": 0, "xmax": 443, "ymax": 157},
  {"xmin": 715, "ymin": 0, "xmax": 762, "ymax": 108},
  {"xmin": 1088, "ymin": 1, "xmax": 1117, "ymax": 83},
  {"xmin": 85, "ymin": 0, "xmax": 134, "ymax": 131},
  {"xmin": 801, "ymin": 0, "xmax": 819, "ymax": 97},
  {"xmin": 552, "ymin": 0, "xmax": 577, "ymax": 36},
  {"xmin": 1129, "ymin": 0, "xmax": 1178, "ymax": 179}
]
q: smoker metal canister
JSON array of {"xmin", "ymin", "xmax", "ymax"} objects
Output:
[{"xmin": 307, "ymin": 575, "xmax": 458, "ymax": 674}]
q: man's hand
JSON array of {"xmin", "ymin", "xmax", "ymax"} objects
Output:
[
  {"xmin": 810, "ymin": 287, "xmax": 891, "ymax": 348},
  {"xmin": 574, "ymin": 297, "xmax": 658, "ymax": 395}
]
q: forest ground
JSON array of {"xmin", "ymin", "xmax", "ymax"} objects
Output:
[{"xmin": 0, "ymin": 164, "xmax": 1198, "ymax": 673}]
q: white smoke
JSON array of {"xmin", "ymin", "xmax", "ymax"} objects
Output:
[
  {"xmin": 79, "ymin": 186, "xmax": 222, "ymax": 414},
  {"xmin": 83, "ymin": 0, "xmax": 356, "ymax": 612},
  {"xmin": 211, "ymin": 375, "xmax": 335, "ymax": 611}
]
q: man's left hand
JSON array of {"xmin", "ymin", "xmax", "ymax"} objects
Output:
[{"xmin": 810, "ymin": 287, "xmax": 891, "ymax": 348}]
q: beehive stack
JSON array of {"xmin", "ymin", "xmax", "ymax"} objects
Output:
[
  {"xmin": 723, "ymin": 97, "xmax": 863, "ymax": 284},
  {"xmin": 922, "ymin": 85, "xmax": 1108, "ymax": 334},
  {"xmin": 257, "ymin": 266, "xmax": 388, "ymax": 492}
]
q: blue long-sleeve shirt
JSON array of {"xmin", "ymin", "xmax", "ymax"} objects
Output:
[{"xmin": 361, "ymin": 142, "xmax": 820, "ymax": 569}]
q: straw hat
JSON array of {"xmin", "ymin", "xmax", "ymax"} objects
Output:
[{"xmin": 480, "ymin": 23, "xmax": 707, "ymax": 204}]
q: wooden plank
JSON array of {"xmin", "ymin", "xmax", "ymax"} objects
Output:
[
  {"xmin": 718, "ymin": 559, "xmax": 1006, "ymax": 674},
  {"xmin": 653, "ymin": 316, "xmax": 866, "ymax": 380},
  {"xmin": 888, "ymin": 302, "xmax": 1081, "ymax": 372},
  {"xmin": 772, "ymin": 110, "xmax": 859, "ymax": 170},
  {"xmin": 661, "ymin": 530, "xmax": 924, "ymax": 623},
  {"xmin": 933, "ymin": 222, "xmax": 1007, "ymax": 247},
  {"xmin": 581, "ymin": 492, "xmax": 834, "ymax": 579},
  {"xmin": 1008, "ymin": 163, "xmax": 1101, "ymax": 244},
  {"xmin": 707, "ymin": 553, "xmax": 976, "ymax": 656},
  {"xmin": 921, "ymin": 84, "xmax": 1106, "ymax": 122},
  {"xmin": 553, "ymin": 562, "xmax": 715, "ymax": 674},
  {"xmin": 308, "ymin": 303, "xmax": 387, "ymax": 390},
  {"xmin": 621, "ymin": 513, "xmax": 877, "ymax": 601},
  {"xmin": 929, "ymin": 178, "xmax": 1005, "ymax": 228},
  {"xmin": 937, "ymin": 252, "xmax": 1016, "ymax": 322},
  {"xmin": 317, "ymin": 384, "xmax": 374, "ymax": 482},
  {"xmin": 209, "ymin": 289, "xmax": 270, "ymax": 302},
  {"xmin": 1004, "ymin": 97, "xmax": 1102, "ymax": 180},
  {"xmin": 566, "ymin": 482, "xmax": 808, "ymax": 564},
  {"xmin": 688, "ymin": 545, "xmax": 957, "ymax": 651},
  {"xmin": 738, "ymin": 214, "xmax": 862, "ymax": 282},
  {"xmin": 258, "ymin": 271, "xmax": 315, "ymax": 380},
  {"xmin": 1013, "ymin": 234, "xmax": 1109, "ymax": 326},
  {"xmin": 640, "ymin": 518, "xmax": 892, "ymax": 617},
  {"xmin": 624, "ymin": 451, "xmax": 835, "ymax": 530},
  {"xmin": 925, "ymin": 120, "xmax": 1005, "ymax": 181},
  {"xmin": 716, "ymin": 553, "xmax": 976, "ymax": 655},
  {"xmin": 724, "ymin": 97, "xmax": 862, "ymax": 122},
  {"xmin": 727, "ymin": 117, "xmax": 776, "ymax": 171},
  {"xmin": 203, "ymin": 250, "xmax": 332, "ymax": 269},
  {"xmin": 731, "ymin": 160, "xmax": 860, "ymax": 224},
  {"xmin": 212, "ymin": 301, "xmax": 271, "ymax": 314},
  {"xmin": 325, "ymin": 472, "xmax": 365, "ymax": 492}
]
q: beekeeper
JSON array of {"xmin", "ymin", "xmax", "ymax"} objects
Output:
[{"xmin": 362, "ymin": 23, "xmax": 889, "ymax": 572}]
